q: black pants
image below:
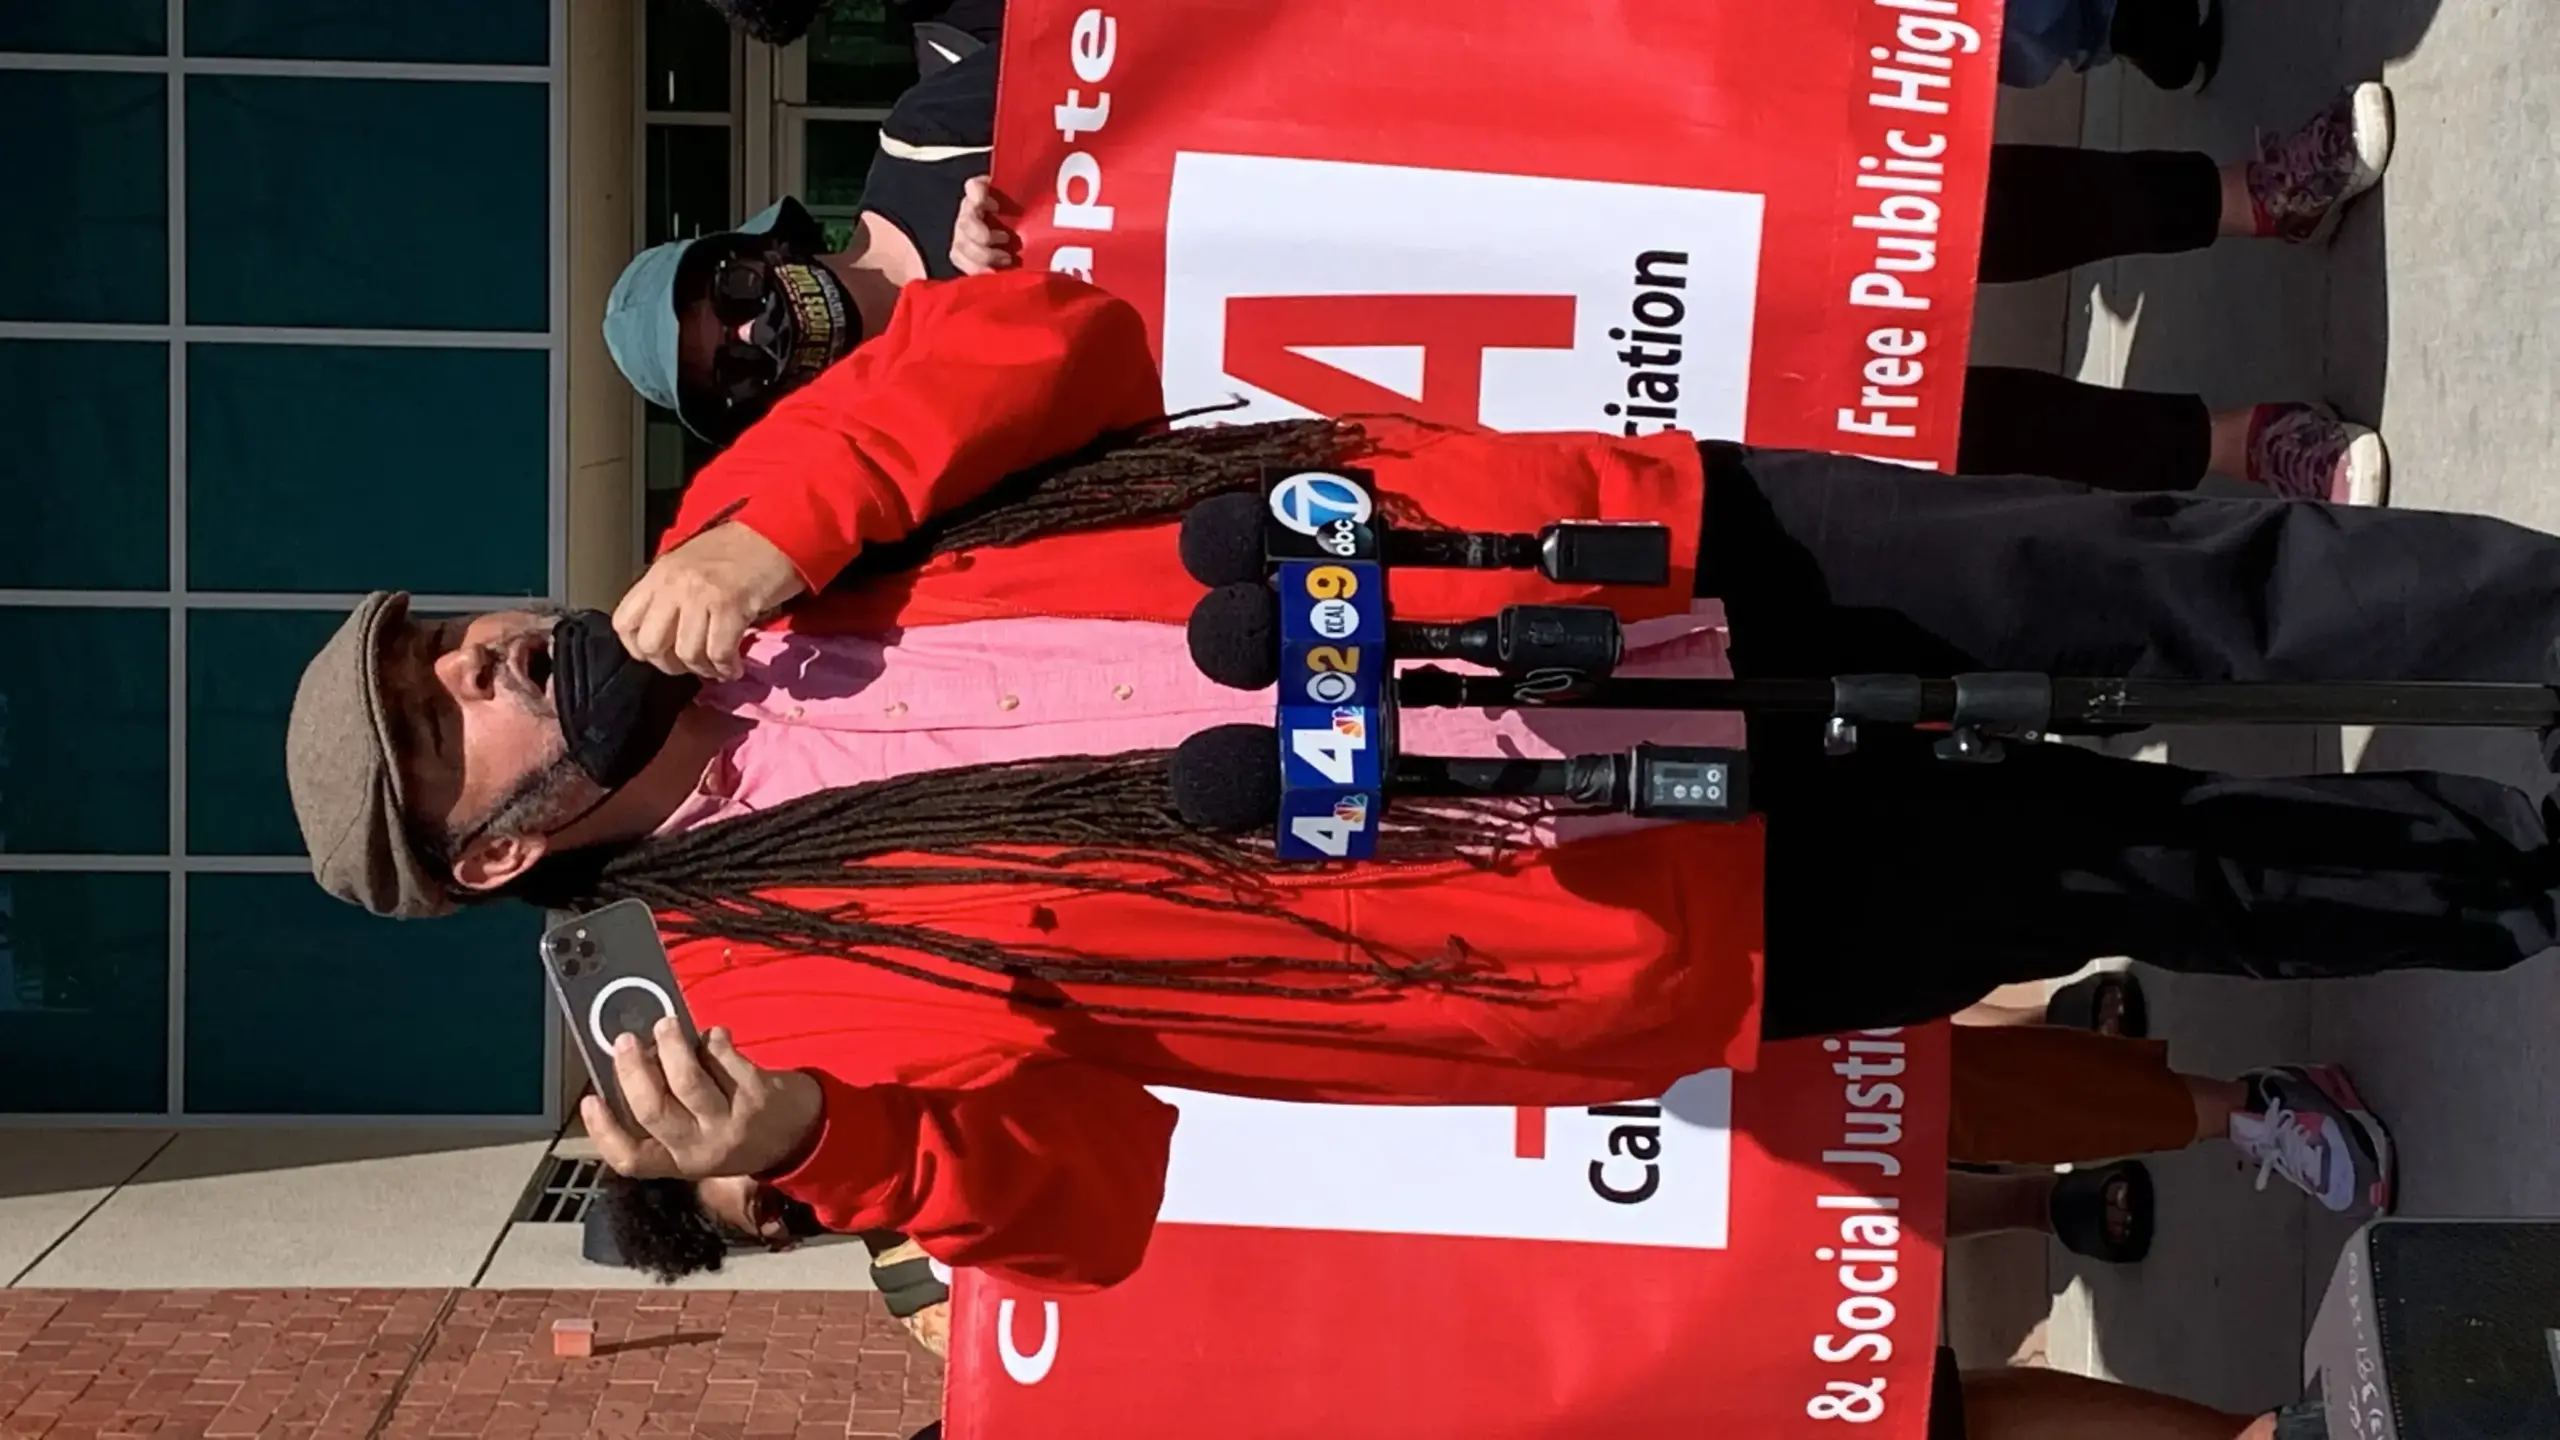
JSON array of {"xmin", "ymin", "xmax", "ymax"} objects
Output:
[
  {"xmin": 1690, "ymin": 445, "xmax": 2560, "ymax": 1038},
  {"xmin": 1959, "ymin": 367, "xmax": 2211, "ymax": 492},
  {"xmin": 1958, "ymin": 145, "xmax": 2226, "ymax": 492},
  {"xmin": 1982, "ymin": 145, "xmax": 2221, "ymax": 282}
]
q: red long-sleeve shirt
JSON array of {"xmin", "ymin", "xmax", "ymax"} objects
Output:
[{"xmin": 659, "ymin": 270, "xmax": 1758, "ymax": 1292}]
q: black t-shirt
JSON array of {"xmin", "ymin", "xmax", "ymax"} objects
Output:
[{"xmin": 861, "ymin": 40, "xmax": 999, "ymax": 280}]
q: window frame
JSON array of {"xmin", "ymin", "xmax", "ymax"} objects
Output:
[{"xmin": 0, "ymin": 0, "xmax": 570, "ymax": 1128}]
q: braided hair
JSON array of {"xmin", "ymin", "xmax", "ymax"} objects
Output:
[
  {"xmin": 513, "ymin": 418, "xmax": 1558, "ymax": 1031},
  {"xmin": 823, "ymin": 410, "xmax": 1433, "ymax": 585}
]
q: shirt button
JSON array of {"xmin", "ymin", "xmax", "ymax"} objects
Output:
[
  {"xmin": 786, "ymin": 704, "xmax": 805, "ymax": 722},
  {"xmin": 998, "ymin": 694, "xmax": 1021, "ymax": 711},
  {"xmin": 883, "ymin": 701, "xmax": 908, "ymax": 717},
  {"xmin": 1113, "ymin": 685, "xmax": 1134, "ymax": 701}
]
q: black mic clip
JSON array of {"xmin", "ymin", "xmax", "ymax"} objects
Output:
[
  {"xmin": 1538, "ymin": 521, "xmax": 1673, "ymax": 587},
  {"xmin": 1395, "ymin": 604, "xmax": 1624, "ymax": 683}
]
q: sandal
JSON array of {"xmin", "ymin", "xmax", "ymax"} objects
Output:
[
  {"xmin": 2050, "ymin": 1160, "xmax": 2154, "ymax": 1264},
  {"xmin": 2046, "ymin": 970, "xmax": 2149, "ymax": 1038}
]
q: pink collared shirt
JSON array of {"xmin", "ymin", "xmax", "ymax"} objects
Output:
[{"xmin": 660, "ymin": 612, "xmax": 1741, "ymax": 841}]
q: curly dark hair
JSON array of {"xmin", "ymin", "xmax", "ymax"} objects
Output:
[{"xmin": 597, "ymin": 1173, "xmax": 729, "ymax": 1284}]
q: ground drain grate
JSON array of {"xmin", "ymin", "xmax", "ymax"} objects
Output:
[{"xmin": 515, "ymin": 1153, "xmax": 610, "ymax": 1223}]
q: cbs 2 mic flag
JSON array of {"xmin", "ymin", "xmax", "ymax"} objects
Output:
[{"xmin": 974, "ymin": 0, "xmax": 1990, "ymax": 1432}]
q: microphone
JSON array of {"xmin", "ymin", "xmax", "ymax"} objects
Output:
[
  {"xmin": 1186, "ymin": 584, "xmax": 1624, "ymax": 695},
  {"xmin": 1170, "ymin": 724, "xmax": 1284, "ymax": 833},
  {"xmin": 1180, "ymin": 489, "xmax": 1675, "ymax": 588},
  {"xmin": 1180, "ymin": 494, "xmax": 1270, "ymax": 588},
  {"xmin": 1188, "ymin": 583, "xmax": 1284, "ymax": 691},
  {"xmin": 1169, "ymin": 724, "xmax": 1747, "ymax": 845}
]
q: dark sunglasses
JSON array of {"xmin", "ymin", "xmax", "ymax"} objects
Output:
[{"xmin": 703, "ymin": 254, "xmax": 798, "ymax": 414}]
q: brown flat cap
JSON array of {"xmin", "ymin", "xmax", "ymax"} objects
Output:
[{"xmin": 286, "ymin": 591, "xmax": 457, "ymax": 919}]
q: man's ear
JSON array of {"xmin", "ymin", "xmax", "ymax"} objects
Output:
[{"xmin": 450, "ymin": 830, "xmax": 552, "ymax": 894}]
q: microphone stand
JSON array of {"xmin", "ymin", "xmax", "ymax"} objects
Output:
[{"xmin": 1396, "ymin": 667, "xmax": 2560, "ymax": 761}]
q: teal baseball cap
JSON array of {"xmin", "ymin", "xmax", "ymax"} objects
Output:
[{"xmin": 603, "ymin": 196, "xmax": 819, "ymax": 439}]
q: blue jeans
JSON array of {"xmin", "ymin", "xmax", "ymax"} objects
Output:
[{"xmin": 2001, "ymin": 0, "xmax": 2118, "ymax": 86}]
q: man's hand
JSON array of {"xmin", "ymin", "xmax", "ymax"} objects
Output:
[
  {"xmin": 585, "ymin": 1020, "xmax": 827, "ymax": 1181},
  {"xmin": 949, "ymin": 175, "xmax": 1020, "ymax": 276},
  {"xmin": 612, "ymin": 521, "xmax": 805, "ymax": 681}
]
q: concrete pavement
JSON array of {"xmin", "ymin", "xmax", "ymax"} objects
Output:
[{"xmin": 1953, "ymin": 0, "xmax": 2560, "ymax": 1413}]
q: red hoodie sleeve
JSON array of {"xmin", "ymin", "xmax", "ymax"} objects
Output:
[
  {"xmin": 766, "ymin": 1059, "xmax": 1179, "ymax": 1294},
  {"xmin": 660, "ymin": 270, "xmax": 1165, "ymax": 592}
]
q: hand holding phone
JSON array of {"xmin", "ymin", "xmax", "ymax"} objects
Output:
[
  {"xmin": 581, "ymin": 1018, "xmax": 825, "ymax": 1182},
  {"xmin": 541, "ymin": 901, "xmax": 822, "ymax": 1180},
  {"xmin": 541, "ymin": 899, "xmax": 702, "ymax": 1131}
]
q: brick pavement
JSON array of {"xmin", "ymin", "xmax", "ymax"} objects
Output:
[{"xmin": 0, "ymin": 1290, "xmax": 941, "ymax": 1440}]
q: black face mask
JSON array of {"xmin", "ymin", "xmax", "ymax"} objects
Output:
[
  {"xmin": 768, "ymin": 257, "xmax": 855, "ymax": 390},
  {"xmin": 550, "ymin": 610, "xmax": 701, "ymax": 791},
  {"xmin": 777, "ymin": 1195, "xmax": 827, "ymax": 1240}
]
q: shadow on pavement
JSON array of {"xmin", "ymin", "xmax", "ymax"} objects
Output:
[{"xmin": 2008, "ymin": 0, "xmax": 2446, "ymax": 1412}]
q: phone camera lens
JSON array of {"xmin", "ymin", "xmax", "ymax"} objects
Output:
[{"xmin": 550, "ymin": 935, "xmax": 599, "ymax": 978}]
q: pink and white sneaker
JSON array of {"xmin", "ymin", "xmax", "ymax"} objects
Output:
[
  {"xmin": 2231, "ymin": 1064, "xmax": 2396, "ymax": 1219},
  {"xmin": 2247, "ymin": 81, "xmax": 2395, "ymax": 244},
  {"xmin": 2248, "ymin": 402, "xmax": 2391, "ymax": 506}
]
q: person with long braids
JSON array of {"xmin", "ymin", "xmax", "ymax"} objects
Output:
[{"xmin": 292, "ymin": 266, "xmax": 2560, "ymax": 1296}]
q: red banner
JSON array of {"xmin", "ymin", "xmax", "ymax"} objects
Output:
[
  {"xmin": 990, "ymin": 0, "xmax": 2000, "ymax": 465},
  {"xmin": 952, "ymin": 0, "xmax": 1998, "ymax": 1433},
  {"xmin": 949, "ymin": 1031, "xmax": 1952, "ymax": 1438}
]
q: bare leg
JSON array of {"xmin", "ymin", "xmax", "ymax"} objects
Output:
[
  {"xmin": 2187, "ymin": 1073, "xmax": 2245, "ymax": 1142},
  {"xmin": 2215, "ymin": 162, "xmax": 2258, "ymax": 237},
  {"xmin": 1947, "ymin": 1171, "xmax": 2054, "ymax": 1239},
  {"xmin": 1963, "ymin": 1369, "xmax": 2275, "ymax": 1440},
  {"xmin": 1954, "ymin": 996, "xmax": 2052, "ymax": 1028},
  {"xmin": 2206, "ymin": 407, "xmax": 2253, "ymax": 478}
]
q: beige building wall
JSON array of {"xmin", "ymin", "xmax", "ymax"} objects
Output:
[{"xmin": 565, "ymin": 0, "xmax": 644, "ymax": 614}]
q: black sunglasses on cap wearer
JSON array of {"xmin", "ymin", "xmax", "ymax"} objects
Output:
[{"xmin": 704, "ymin": 253, "xmax": 798, "ymax": 416}]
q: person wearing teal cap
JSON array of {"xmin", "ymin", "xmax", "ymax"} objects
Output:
[
  {"xmin": 603, "ymin": 43, "xmax": 1002, "ymax": 444},
  {"xmin": 603, "ymin": 195, "xmax": 873, "ymax": 444}
]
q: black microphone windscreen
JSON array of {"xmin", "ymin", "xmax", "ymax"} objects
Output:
[
  {"xmin": 1179, "ymin": 493, "xmax": 1270, "ymax": 587},
  {"xmin": 1187, "ymin": 583, "xmax": 1281, "ymax": 691},
  {"xmin": 1170, "ymin": 724, "xmax": 1281, "ymax": 833}
]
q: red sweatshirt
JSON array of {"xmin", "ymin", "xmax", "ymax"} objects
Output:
[{"xmin": 657, "ymin": 270, "xmax": 1760, "ymax": 1292}]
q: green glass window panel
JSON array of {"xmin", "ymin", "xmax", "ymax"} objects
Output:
[
  {"xmin": 0, "ymin": 73, "xmax": 167, "ymax": 324},
  {"xmin": 186, "ymin": 877, "xmax": 546, "ymax": 1116},
  {"xmin": 187, "ymin": 610, "xmax": 346, "ymax": 857},
  {"xmin": 188, "ymin": 344, "xmax": 548, "ymax": 596},
  {"xmin": 0, "ymin": 608, "xmax": 168, "ymax": 856},
  {"xmin": 803, "ymin": 119, "xmax": 878, "ymax": 214},
  {"xmin": 644, "ymin": 124, "xmax": 732, "ymax": 248},
  {"xmin": 642, "ymin": 401, "xmax": 720, "ymax": 552},
  {"xmin": 645, "ymin": 0, "xmax": 733, "ymax": 113},
  {"xmin": 188, "ymin": 0, "xmax": 548, "ymax": 65},
  {"xmin": 0, "ymin": 873, "xmax": 168, "ymax": 1115},
  {"xmin": 0, "ymin": 1, "xmax": 165, "ymax": 54},
  {"xmin": 187, "ymin": 76, "xmax": 547, "ymax": 332},
  {"xmin": 0, "ymin": 341, "xmax": 169, "ymax": 591},
  {"xmin": 808, "ymin": 1, "xmax": 918, "ymax": 107}
]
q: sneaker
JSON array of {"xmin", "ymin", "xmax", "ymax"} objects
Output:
[
  {"xmin": 2247, "ymin": 402, "xmax": 2391, "ymax": 506},
  {"xmin": 2247, "ymin": 81, "xmax": 2395, "ymax": 244},
  {"xmin": 2229, "ymin": 1065, "xmax": 2395, "ymax": 1218}
]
